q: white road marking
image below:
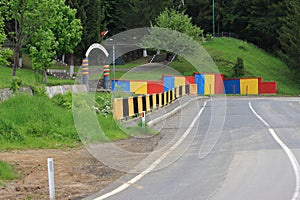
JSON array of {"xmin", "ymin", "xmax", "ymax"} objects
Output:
[
  {"xmin": 249, "ymin": 102, "xmax": 300, "ymax": 200},
  {"xmin": 94, "ymin": 101, "xmax": 208, "ymax": 200}
]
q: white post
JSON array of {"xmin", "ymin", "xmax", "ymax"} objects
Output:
[
  {"xmin": 47, "ymin": 158, "xmax": 55, "ymax": 200},
  {"xmin": 70, "ymin": 65, "xmax": 74, "ymax": 77},
  {"xmin": 142, "ymin": 111, "xmax": 146, "ymax": 128},
  {"xmin": 18, "ymin": 57, "xmax": 22, "ymax": 68},
  {"xmin": 62, "ymin": 55, "xmax": 65, "ymax": 64},
  {"xmin": 143, "ymin": 49, "xmax": 148, "ymax": 57}
]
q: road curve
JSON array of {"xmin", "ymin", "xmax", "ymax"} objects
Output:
[{"xmin": 88, "ymin": 97, "xmax": 300, "ymax": 200}]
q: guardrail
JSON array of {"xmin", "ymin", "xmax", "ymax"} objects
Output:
[{"xmin": 113, "ymin": 84, "xmax": 197, "ymax": 120}]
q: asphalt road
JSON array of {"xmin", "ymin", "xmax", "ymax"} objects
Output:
[{"xmin": 89, "ymin": 97, "xmax": 300, "ymax": 200}]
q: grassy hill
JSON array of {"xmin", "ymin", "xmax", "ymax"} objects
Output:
[
  {"xmin": 203, "ymin": 38, "xmax": 300, "ymax": 95},
  {"xmin": 171, "ymin": 37, "xmax": 299, "ymax": 95}
]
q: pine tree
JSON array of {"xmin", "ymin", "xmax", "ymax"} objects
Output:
[{"xmin": 277, "ymin": 0, "xmax": 300, "ymax": 72}]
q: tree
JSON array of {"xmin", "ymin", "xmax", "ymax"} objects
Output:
[
  {"xmin": 27, "ymin": 0, "xmax": 82, "ymax": 83},
  {"xmin": 51, "ymin": 0, "xmax": 82, "ymax": 69},
  {"xmin": 141, "ymin": 8, "xmax": 203, "ymax": 58},
  {"xmin": 29, "ymin": 29, "xmax": 58, "ymax": 83},
  {"xmin": 277, "ymin": 0, "xmax": 300, "ymax": 72},
  {"xmin": 0, "ymin": 18, "xmax": 13, "ymax": 67},
  {"xmin": 1, "ymin": 0, "xmax": 81, "ymax": 78},
  {"xmin": 113, "ymin": 0, "xmax": 172, "ymax": 33},
  {"xmin": 154, "ymin": 8, "xmax": 203, "ymax": 40},
  {"xmin": 1, "ymin": 0, "xmax": 82, "ymax": 81},
  {"xmin": 1, "ymin": 0, "xmax": 53, "ymax": 76},
  {"xmin": 233, "ymin": 57, "xmax": 245, "ymax": 77},
  {"xmin": 66, "ymin": 0, "xmax": 103, "ymax": 60}
]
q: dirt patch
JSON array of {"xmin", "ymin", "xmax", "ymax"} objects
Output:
[{"xmin": 0, "ymin": 135, "xmax": 161, "ymax": 200}]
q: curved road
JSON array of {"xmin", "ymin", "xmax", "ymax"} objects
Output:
[{"xmin": 88, "ymin": 97, "xmax": 300, "ymax": 200}]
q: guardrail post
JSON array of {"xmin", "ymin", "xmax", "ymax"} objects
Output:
[
  {"xmin": 141, "ymin": 111, "xmax": 146, "ymax": 128},
  {"xmin": 47, "ymin": 158, "xmax": 55, "ymax": 200}
]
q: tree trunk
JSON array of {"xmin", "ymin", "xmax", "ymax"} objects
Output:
[
  {"xmin": 43, "ymin": 69, "xmax": 49, "ymax": 84},
  {"xmin": 12, "ymin": 47, "xmax": 20, "ymax": 76}
]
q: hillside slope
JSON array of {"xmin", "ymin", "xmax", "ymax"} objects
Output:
[{"xmin": 202, "ymin": 38, "xmax": 299, "ymax": 95}]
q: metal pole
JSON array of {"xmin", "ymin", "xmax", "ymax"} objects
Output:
[
  {"xmin": 212, "ymin": 0, "xmax": 215, "ymax": 37},
  {"xmin": 113, "ymin": 44, "xmax": 116, "ymax": 93}
]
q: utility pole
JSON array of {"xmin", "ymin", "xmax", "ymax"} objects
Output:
[{"xmin": 212, "ymin": 0, "xmax": 215, "ymax": 37}]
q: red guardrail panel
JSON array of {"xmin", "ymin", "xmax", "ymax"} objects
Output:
[
  {"xmin": 147, "ymin": 81, "xmax": 164, "ymax": 94},
  {"xmin": 260, "ymin": 82, "xmax": 277, "ymax": 94}
]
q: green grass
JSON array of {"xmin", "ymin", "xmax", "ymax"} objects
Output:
[
  {"xmin": 0, "ymin": 93, "xmax": 80, "ymax": 150},
  {"xmin": 169, "ymin": 59, "xmax": 196, "ymax": 76},
  {"xmin": 0, "ymin": 92, "xmax": 156, "ymax": 151},
  {"xmin": 0, "ymin": 67, "xmax": 75, "ymax": 88},
  {"xmin": 0, "ymin": 161, "xmax": 18, "ymax": 185},
  {"xmin": 120, "ymin": 66, "xmax": 181, "ymax": 81},
  {"xmin": 202, "ymin": 38, "xmax": 300, "ymax": 95}
]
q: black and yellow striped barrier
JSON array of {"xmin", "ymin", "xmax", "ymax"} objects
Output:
[{"xmin": 113, "ymin": 84, "xmax": 198, "ymax": 120}]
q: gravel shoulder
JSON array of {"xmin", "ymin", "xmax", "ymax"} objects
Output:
[
  {"xmin": 0, "ymin": 96, "xmax": 204, "ymax": 200},
  {"xmin": 0, "ymin": 135, "xmax": 161, "ymax": 200}
]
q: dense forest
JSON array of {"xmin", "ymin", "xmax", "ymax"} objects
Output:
[
  {"xmin": 66, "ymin": 0, "xmax": 300, "ymax": 73},
  {"xmin": 1, "ymin": 0, "xmax": 300, "ymax": 73}
]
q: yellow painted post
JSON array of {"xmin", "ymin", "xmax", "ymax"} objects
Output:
[
  {"xmin": 113, "ymin": 98, "xmax": 123, "ymax": 120},
  {"xmin": 146, "ymin": 95, "xmax": 151, "ymax": 111},
  {"xmin": 172, "ymin": 89, "xmax": 175, "ymax": 101},
  {"xmin": 128, "ymin": 97, "xmax": 134, "ymax": 117},
  {"xmin": 152, "ymin": 94, "xmax": 157, "ymax": 109},
  {"xmin": 182, "ymin": 85, "xmax": 186, "ymax": 96},
  {"xmin": 158, "ymin": 93, "xmax": 162, "ymax": 108},
  {"xmin": 190, "ymin": 84, "xmax": 198, "ymax": 95},
  {"xmin": 138, "ymin": 96, "xmax": 143, "ymax": 113}
]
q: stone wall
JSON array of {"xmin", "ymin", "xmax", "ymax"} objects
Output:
[
  {"xmin": 0, "ymin": 85, "xmax": 89, "ymax": 101},
  {"xmin": 45, "ymin": 85, "xmax": 88, "ymax": 98},
  {"xmin": 0, "ymin": 87, "xmax": 33, "ymax": 101}
]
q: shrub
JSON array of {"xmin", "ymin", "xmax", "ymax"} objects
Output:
[
  {"xmin": 10, "ymin": 76, "xmax": 22, "ymax": 94},
  {"xmin": 233, "ymin": 57, "xmax": 245, "ymax": 77},
  {"xmin": 51, "ymin": 91, "xmax": 72, "ymax": 109}
]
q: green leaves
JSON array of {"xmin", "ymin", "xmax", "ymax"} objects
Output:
[
  {"xmin": 277, "ymin": 0, "xmax": 300, "ymax": 72},
  {"xmin": 0, "ymin": 20, "xmax": 13, "ymax": 67},
  {"xmin": 141, "ymin": 8, "xmax": 203, "ymax": 56},
  {"xmin": 1, "ymin": 0, "xmax": 82, "ymax": 79},
  {"xmin": 51, "ymin": 0, "xmax": 82, "ymax": 55},
  {"xmin": 29, "ymin": 28, "xmax": 58, "ymax": 70},
  {"xmin": 155, "ymin": 9, "xmax": 202, "ymax": 40}
]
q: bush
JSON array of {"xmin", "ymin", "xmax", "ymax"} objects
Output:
[
  {"xmin": 10, "ymin": 76, "xmax": 22, "ymax": 94},
  {"xmin": 205, "ymin": 33, "xmax": 213, "ymax": 41},
  {"xmin": 51, "ymin": 91, "xmax": 72, "ymax": 109},
  {"xmin": 0, "ymin": 119, "xmax": 24, "ymax": 142},
  {"xmin": 95, "ymin": 93, "xmax": 112, "ymax": 117},
  {"xmin": 233, "ymin": 57, "xmax": 245, "ymax": 77}
]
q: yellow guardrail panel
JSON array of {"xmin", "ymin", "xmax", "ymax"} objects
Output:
[
  {"xmin": 240, "ymin": 78, "xmax": 258, "ymax": 95},
  {"xmin": 205, "ymin": 74, "xmax": 215, "ymax": 95}
]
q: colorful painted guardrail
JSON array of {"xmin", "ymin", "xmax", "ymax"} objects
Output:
[
  {"xmin": 111, "ymin": 72, "xmax": 276, "ymax": 120},
  {"xmin": 113, "ymin": 84, "xmax": 197, "ymax": 120},
  {"xmin": 112, "ymin": 73, "xmax": 276, "ymax": 96}
]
